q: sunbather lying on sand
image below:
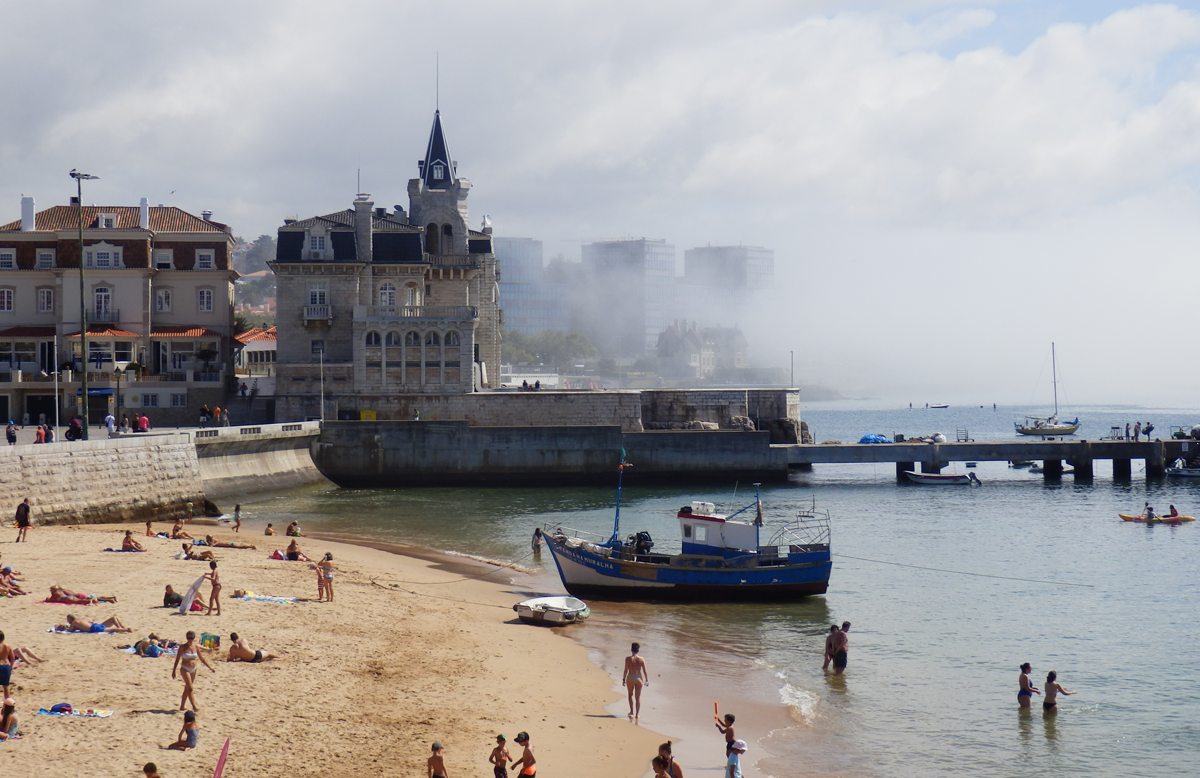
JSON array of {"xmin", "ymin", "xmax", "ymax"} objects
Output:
[
  {"xmin": 48, "ymin": 585, "xmax": 116, "ymax": 604},
  {"xmin": 181, "ymin": 544, "xmax": 216, "ymax": 562},
  {"xmin": 61, "ymin": 614, "xmax": 133, "ymax": 633},
  {"xmin": 171, "ymin": 520, "xmax": 194, "ymax": 540},
  {"xmin": 204, "ymin": 535, "xmax": 256, "ymax": 550},
  {"xmin": 227, "ymin": 632, "xmax": 279, "ymax": 663}
]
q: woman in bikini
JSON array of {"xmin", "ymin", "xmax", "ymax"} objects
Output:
[
  {"xmin": 204, "ymin": 534, "xmax": 256, "ymax": 550},
  {"xmin": 658, "ymin": 741, "xmax": 685, "ymax": 778},
  {"xmin": 1017, "ymin": 663, "xmax": 1040, "ymax": 709},
  {"xmin": 48, "ymin": 585, "xmax": 117, "ymax": 604},
  {"xmin": 513, "ymin": 731, "xmax": 536, "ymax": 777},
  {"xmin": 623, "ymin": 642, "xmax": 648, "ymax": 719},
  {"xmin": 1042, "ymin": 670, "xmax": 1076, "ymax": 713},
  {"xmin": 171, "ymin": 520, "xmax": 195, "ymax": 540},
  {"xmin": 203, "ymin": 561, "xmax": 221, "ymax": 616},
  {"xmin": 317, "ymin": 553, "xmax": 335, "ymax": 602},
  {"xmin": 122, "ymin": 531, "xmax": 146, "ymax": 551},
  {"xmin": 172, "ymin": 630, "xmax": 215, "ymax": 711}
]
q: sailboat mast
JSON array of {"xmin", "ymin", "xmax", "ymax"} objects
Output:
[{"xmin": 1051, "ymin": 342, "xmax": 1058, "ymax": 417}]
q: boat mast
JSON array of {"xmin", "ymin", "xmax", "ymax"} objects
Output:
[
  {"xmin": 753, "ymin": 483, "xmax": 762, "ymax": 550},
  {"xmin": 608, "ymin": 450, "xmax": 628, "ymax": 546},
  {"xmin": 1051, "ymin": 342, "xmax": 1058, "ymax": 418}
]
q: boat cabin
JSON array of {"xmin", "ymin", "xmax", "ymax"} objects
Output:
[{"xmin": 678, "ymin": 502, "xmax": 758, "ymax": 558}]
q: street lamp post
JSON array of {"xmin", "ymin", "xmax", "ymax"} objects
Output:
[
  {"xmin": 113, "ymin": 366, "xmax": 123, "ymax": 437},
  {"xmin": 70, "ymin": 169, "xmax": 99, "ymax": 440},
  {"xmin": 790, "ymin": 350, "xmax": 794, "ymax": 388}
]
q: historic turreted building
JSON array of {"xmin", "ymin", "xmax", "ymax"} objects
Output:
[{"xmin": 271, "ymin": 111, "xmax": 500, "ymax": 421}]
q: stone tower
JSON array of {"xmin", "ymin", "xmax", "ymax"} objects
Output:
[{"xmin": 408, "ymin": 111, "xmax": 471, "ymax": 256}]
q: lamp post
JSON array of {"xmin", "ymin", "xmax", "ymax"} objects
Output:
[
  {"xmin": 790, "ymin": 350, "xmax": 794, "ymax": 388},
  {"xmin": 53, "ymin": 339, "xmax": 59, "ymax": 440},
  {"xmin": 113, "ymin": 366, "xmax": 123, "ymax": 437},
  {"xmin": 319, "ymin": 347, "xmax": 325, "ymax": 422},
  {"xmin": 70, "ymin": 169, "xmax": 99, "ymax": 440}
]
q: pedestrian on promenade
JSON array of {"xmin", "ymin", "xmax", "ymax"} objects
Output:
[
  {"xmin": 34, "ymin": 425, "xmax": 45, "ymax": 444},
  {"xmin": 623, "ymin": 642, "xmax": 649, "ymax": 718},
  {"xmin": 105, "ymin": 412, "xmax": 116, "ymax": 436},
  {"xmin": 1017, "ymin": 662, "xmax": 1040, "ymax": 708},
  {"xmin": 138, "ymin": 413, "xmax": 150, "ymax": 432},
  {"xmin": 488, "ymin": 734, "xmax": 512, "ymax": 778},
  {"xmin": 14, "ymin": 499, "xmax": 31, "ymax": 543},
  {"xmin": 199, "ymin": 405, "xmax": 210, "ymax": 428},
  {"xmin": 5, "ymin": 422, "xmax": 15, "ymax": 446}
]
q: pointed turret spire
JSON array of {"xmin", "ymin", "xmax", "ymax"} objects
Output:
[{"xmin": 419, "ymin": 110, "xmax": 455, "ymax": 190}]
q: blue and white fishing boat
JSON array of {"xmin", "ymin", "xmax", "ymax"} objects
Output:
[{"xmin": 542, "ymin": 457, "xmax": 832, "ymax": 602}]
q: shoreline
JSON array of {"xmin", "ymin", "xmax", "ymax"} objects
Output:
[{"xmin": 0, "ymin": 522, "xmax": 667, "ymax": 777}]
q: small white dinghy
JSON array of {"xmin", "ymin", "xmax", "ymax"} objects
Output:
[{"xmin": 513, "ymin": 596, "xmax": 591, "ymax": 626}]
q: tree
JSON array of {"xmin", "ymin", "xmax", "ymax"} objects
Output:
[
  {"xmin": 234, "ymin": 234, "xmax": 276, "ymax": 275},
  {"xmin": 501, "ymin": 329, "xmax": 597, "ymax": 369}
]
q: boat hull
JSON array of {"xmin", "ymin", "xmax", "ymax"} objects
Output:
[
  {"xmin": 1166, "ymin": 468, "xmax": 1200, "ymax": 478},
  {"xmin": 1015, "ymin": 424, "xmax": 1080, "ymax": 436},
  {"xmin": 1119, "ymin": 514, "xmax": 1194, "ymax": 523},
  {"xmin": 904, "ymin": 471, "xmax": 974, "ymax": 485},
  {"xmin": 544, "ymin": 536, "xmax": 831, "ymax": 602}
]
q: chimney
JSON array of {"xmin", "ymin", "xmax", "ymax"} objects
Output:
[
  {"xmin": 69, "ymin": 196, "xmax": 80, "ymax": 206},
  {"xmin": 394, "ymin": 205, "xmax": 407, "ymax": 221},
  {"xmin": 20, "ymin": 196, "xmax": 35, "ymax": 231},
  {"xmin": 374, "ymin": 207, "xmax": 386, "ymax": 218},
  {"xmin": 353, "ymin": 195, "xmax": 374, "ymax": 264},
  {"xmin": 283, "ymin": 218, "xmax": 297, "ymax": 225},
  {"xmin": 201, "ymin": 210, "xmax": 213, "ymax": 222},
  {"xmin": 139, "ymin": 197, "xmax": 149, "ymax": 230}
]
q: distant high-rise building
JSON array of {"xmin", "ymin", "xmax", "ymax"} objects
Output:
[
  {"xmin": 580, "ymin": 238, "xmax": 676, "ymax": 356},
  {"xmin": 684, "ymin": 245, "xmax": 774, "ymax": 290},
  {"xmin": 495, "ymin": 237, "xmax": 568, "ymax": 336}
]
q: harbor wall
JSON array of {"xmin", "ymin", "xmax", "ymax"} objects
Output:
[
  {"xmin": 0, "ymin": 434, "xmax": 206, "ymax": 526},
  {"xmin": 640, "ymin": 389, "xmax": 799, "ymax": 427},
  {"xmin": 311, "ymin": 421, "xmax": 790, "ymax": 486},
  {"xmin": 192, "ymin": 421, "xmax": 327, "ymax": 498}
]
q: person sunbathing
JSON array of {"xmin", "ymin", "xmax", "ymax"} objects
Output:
[
  {"xmin": 227, "ymin": 632, "xmax": 280, "ymax": 663},
  {"xmin": 285, "ymin": 539, "xmax": 311, "ymax": 562},
  {"xmin": 171, "ymin": 520, "xmax": 195, "ymax": 540},
  {"xmin": 48, "ymin": 585, "xmax": 116, "ymax": 604},
  {"xmin": 11, "ymin": 646, "xmax": 46, "ymax": 666},
  {"xmin": 204, "ymin": 535, "xmax": 256, "ymax": 550},
  {"xmin": 62, "ymin": 614, "xmax": 133, "ymax": 633},
  {"xmin": 181, "ymin": 544, "xmax": 217, "ymax": 562},
  {"xmin": 122, "ymin": 531, "xmax": 146, "ymax": 552},
  {"xmin": 0, "ymin": 569, "xmax": 26, "ymax": 596}
]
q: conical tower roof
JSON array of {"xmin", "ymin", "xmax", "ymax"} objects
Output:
[{"xmin": 420, "ymin": 110, "xmax": 455, "ymax": 190}]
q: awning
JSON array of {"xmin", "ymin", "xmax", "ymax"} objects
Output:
[
  {"xmin": 0, "ymin": 326, "xmax": 56, "ymax": 338},
  {"xmin": 63, "ymin": 327, "xmax": 141, "ymax": 339},
  {"xmin": 151, "ymin": 326, "xmax": 223, "ymax": 338}
]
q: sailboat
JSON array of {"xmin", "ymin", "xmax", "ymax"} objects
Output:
[{"xmin": 1015, "ymin": 343, "xmax": 1080, "ymax": 437}]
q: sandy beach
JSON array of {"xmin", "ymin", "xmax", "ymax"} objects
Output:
[{"xmin": 0, "ymin": 521, "xmax": 665, "ymax": 777}]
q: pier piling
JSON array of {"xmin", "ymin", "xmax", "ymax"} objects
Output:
[
  {"xmin": 1042, "ymin": 459, "xmax": 1063, "ymax": 478},
  {"xmin": 1112, "ymin": 458, "xmax": 1132, "ymax": 480},
  {"xmin": 896, "ymin": 461, "xmax": 914, "ymax": 481}
]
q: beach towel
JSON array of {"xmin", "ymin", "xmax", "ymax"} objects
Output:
[
  {"xmin": 37, "ymin": 707, "xmax": 113, "ymax": 718},
  {"xmin": 102, "ymin": 548, "xmax": 147, "ymax": 552},
  {"xmin": 46, "ymin": 627, "xmax": 110, "ymax": 634},
  {"xmin": 270, "ymin": 549, "xmax": 286, "ymax": 560},
  {"xmin": 36, "ymin": 599, "xmax": 95, "ymax": 606},
  {"xmin": 234, "ymin": 594, "xmax": 297, "ymax": 605},
  {"xmin": 179, "ymin": 574, "xmax": 206, "ymax": 615},
  {"xmin": 118, "ymin": 645, "xmax": 178, "ymax": 656}
]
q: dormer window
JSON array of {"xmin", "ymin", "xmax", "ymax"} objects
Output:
[
  {"xmin": 99, "ymin": 213, "xmax": 117, "ymax": 229},
  {"xmin": 0, "ymin": 250, "xmax": 13, "ymax": 270},
  {"xmin": 432, "ymin": 164, "xmax": 444, "ymax": 181},
  {"xmin": 309, "ymin": 234, "xmax": 326, "ymax": 260},
  {"xmin": 155, "ymin": 250, "xmax": 173, "ymax": 270},
  {"xmin": 84, "ymin": 242, "xmax": 123, "ymax": 268},
  {"xmin": 196, "ymin": 250, "xmax": 214, "ymax": 270}
]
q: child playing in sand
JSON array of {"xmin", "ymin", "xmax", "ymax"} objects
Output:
[
  {"xmin": 168, "ymin": 710, "xmax": 199, "ymax": 750},
  {"xmin": 143, "ymin": 763, "xmax": 162, "ymax": 778},
  {"xmin": 428, "ymin": 741, "xmax": 449, "ymax": 778},
  {"xmin": 715, "ymin": 712, "xmax": 736, "ymax": 753}
]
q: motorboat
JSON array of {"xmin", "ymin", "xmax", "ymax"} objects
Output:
[
  {"xmin": 512, "ymin": 595, "xmax": 591, "ymax": 625},
  {"xmin": 904, "ymin": 471, "xmax": 980, "ymax": 485},
  {"xmin": 542, "ymin": 458, "xmax": 832, "ymax": 602},
  {"xmin": 1015, "ymin": 343, "xmax": 1080, "ymax": 437},
  {"xmin": 1166, "ymin": 463, "xmax": 1200, "ymax": 478}
]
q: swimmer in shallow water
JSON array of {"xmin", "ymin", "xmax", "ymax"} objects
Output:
[
  {"xmin": 1017, "ymin": 662, "xmax": 1040, "ymax": 708},
  {"xmin": 1042, "ymin": 670, "xmax": 1076, "ymax": 713}
]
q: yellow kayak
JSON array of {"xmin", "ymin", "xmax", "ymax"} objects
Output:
[{"xmin": 1119, "ymin": 513, "xmax": 1194, "ymax": 523}]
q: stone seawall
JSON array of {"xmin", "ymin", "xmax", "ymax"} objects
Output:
[
  {"xmin": 193, "ymin": 422, "xmax": 327, "ymax": 498},
  {"xmin": 0, "ymin": 434, "xmax": 206, "ymax": 526}
]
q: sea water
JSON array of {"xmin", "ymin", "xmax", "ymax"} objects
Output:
[{"xmin": 232, "ymin": 404, "xmax": 1200, "ymax": 777}]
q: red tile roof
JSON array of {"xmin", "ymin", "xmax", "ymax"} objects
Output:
[
  {"xmin": 0, "ymin": 326, "xmax": 56, "ymax": 338},
  {"xmin": 151, "ymin": 326, "xmax": 223, "ymax": 338},
  {"xmin": 235, "ymin": 326, "xmax": 277, "ymax": 344},
  {"xmin": 0, "ymin": 206, "xmax": 230, "ymax": 234},
  {"xmin": 63, "ymin": 327, "xmax": 142, "ymax": 338}
]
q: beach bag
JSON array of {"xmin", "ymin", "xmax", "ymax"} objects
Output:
[
  {"xmin": 200, "ymin": 633, "xmax": 220, "ymax": 649},
  {"xmin": 270, "ymin": 549, "xmax": 285, "ymax": 560},
  {"xmin": 49, "ymin": 704, "xmax": 73, "ymax": 714}
]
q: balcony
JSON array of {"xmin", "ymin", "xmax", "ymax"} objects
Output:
[
  {"xmin": 303, "ymin": 305, "xmax": 332, "ymax": 323},
  {"xmin": 358, "ymin": 305, "xmax": 478, "ymax": 321},
  {"xmin": 92, "ymin": 308, "xmax": 120, "ymax": 323},
  {"xmin": 427, "ymin": 254, "xmax": 482, "ymax": 269}
]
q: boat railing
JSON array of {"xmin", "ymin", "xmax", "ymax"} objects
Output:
[{"xmin": 766, "ymin": 509, "xmax": 831, "ymax": 551}]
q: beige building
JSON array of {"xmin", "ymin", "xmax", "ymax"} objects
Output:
[
  {"xmin": 271, "ymin": 111, "xmax": 500, "ymax": 421},
  {"xmin": 0, "ymin": 197, "xmax": 236, "ymax": 426}
]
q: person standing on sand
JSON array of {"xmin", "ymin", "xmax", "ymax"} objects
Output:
[
  {"xmin": 233, "ymin": 504, "xmax": 241, "ymax": 533},
  {"xmin": 203, "ymin": 561, "xmax": 221, "ymax": 616},
  {"xmin": 317, "ymin": 553, "xmax": 335, "ymax": 602},
  {"xmin": 428, "ymin": 741, "xmax": 449, "ymax": 778},
  {"xmin": 0, "ymin": 631, "xmax": 15, "ymax": 698},
  {"xmin": 1043, "ymin": 670, "xmax": 1076, "ymax": 713},
  {"xmin": 726, "ymin": 739, "xmax": 747, "ymax": 778},
  {"xmin": 513, "ymin": 732, "xmax": 536, "ymax": 776},
  {"xmin": 623, "ymin": 642, "xmax": 649, "ymax": 719},
  {"xmin": 1017, "ymin": 662, "xmax": 1040, "ymax": 709},
  {"xmin": 822, "ymin": 624, "xmax": 839, "ymax": 669},
  {"xmin": 14, "ymin": 498, "xmax": 31, "ymax": 543},
  {"xmin": 489, "ymin": 734, "xmax": 512, "ymax": 778},
  {"xmin": 172, "ymin": 630, "xmax": 215, "ymax": 711},
  {"xmin": 714, "ymin": 713, "xmax": 735, "ymax": 754},
  {"xmin": 829, "ymin": 622, "xmax": 851, "ymax": 674}
]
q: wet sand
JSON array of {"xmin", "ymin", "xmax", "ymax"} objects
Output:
[{"xmin": 0, "ymin": 522, "xmax": 664, "ymax": 777}]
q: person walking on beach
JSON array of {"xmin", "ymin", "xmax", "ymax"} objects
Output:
[
  {"xmin": 14, "ymin": 498, "xmax": 31, "ymax": 543},
  {"xmin": 0, "ymin": 631, "xmax": 15, "ymax": 698},
  {"xmin": 203, "ymin": 561, "xmax": 221, "ymax": 616},
  {"xmin": 623, "ymin": 642, "xmax": 649, "ymax": 719},
  {"xmin": 822, "ymin": 624, "xmax": 839, "ymax": 669},
  {"xmin": 658, "ymin": 741, "xmax": 685, "ymax": 778},
  {"xmin": 172, "ymin": 630, "xmax": 215, "ymax": 711},
  {"xmin": 726, "ymin": 739, "xmax": 747, "ymax": 778},
  {"xmin": 489, "ymin": 734, "xmax": 512, "ymax": 778},
  {"xmin": 513, "ymin": 732, "xmax": 536, "ymax": 776},
  {"xmin": 233, "ymin": 504, "xmax": 241, "ymax": 533},
  {"xmin": 1017, "ymin": 663, "xmax": 1040, "ymax": 708},
  {"xmin": 829, "ymin": 621, "xmax": 850, "ymax": 674},
  {"xmin": 1043, "ymin": 671, "xmax": 1076, "ymax": 713},
  {"xmin": 428, "ymin": 741, "xmax": 449, "ymax": 778}
]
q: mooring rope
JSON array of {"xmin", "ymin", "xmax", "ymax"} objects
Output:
[{"xmin": 834, "ymin": 553, "xmax": 1094, "ymax": 587}]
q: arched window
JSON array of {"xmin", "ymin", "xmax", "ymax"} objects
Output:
[
  {"xmin": 425, "ymin": 331, "xmax": 440, "ymax": 347},
  {"xmin": 425, "ymin": 224, "xmax": 439, "ymax": 255},
  {"xmin": 405, "ymin": 283, "xmax": 420, "ymax": 307},
  {"xmin": 365, "ymin": 331, "xmax": 381, "ymax": 346},
  {"xmin": 445, "ymin": 331, "xmax": 460, "ymax": 347},
  {"xmin": 378, "ymin": 283, "xmax": 396, "ymax": 307},
  {"xmin": 405, "ymin": 331, "xmax": 421, "ymax": 347},
  {"xmin": 441, "ymin": 224, "xmax": 453, "ymax": 252},
  {"xmin": 385, "ymin": 331, "xmax": 401, "ymax": 346}
]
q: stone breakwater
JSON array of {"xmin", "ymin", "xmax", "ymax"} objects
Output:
[{"xmin": 0, "ymin": 433, "xmax": 206, "ymax": 526}]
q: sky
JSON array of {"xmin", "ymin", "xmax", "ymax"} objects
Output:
[{"xmin": 3, "ymin": 1, "xmax": 1200, "ymax": 406}]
